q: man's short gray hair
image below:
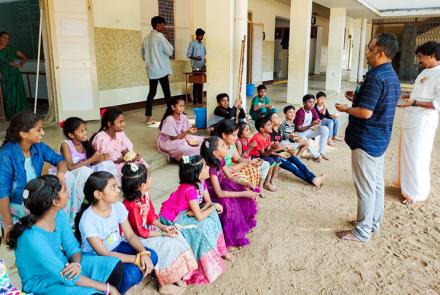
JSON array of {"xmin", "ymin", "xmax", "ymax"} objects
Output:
[{"xmin": 375, "ymin": 33, "xmax": 398, "ymax": 59}]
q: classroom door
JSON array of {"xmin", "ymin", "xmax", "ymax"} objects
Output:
[{"xmin": 47, "ymin": 0, "xmax": 100, "ymax": 121}]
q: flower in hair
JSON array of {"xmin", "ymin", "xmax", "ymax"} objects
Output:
[
  {"xmin": 129, "ymin": 163, "xmax": 139, "ymax": 172},
  {"xmin": 23, "ymin": 189, "xmax": 29, "ymax": 200},
  {"xmin": 182, "ymin": 155, "xmax": 190, "ymax": 164},
  {"xmin": 205, "ymin": 141, "xmax": 210, "ymax": 149}
]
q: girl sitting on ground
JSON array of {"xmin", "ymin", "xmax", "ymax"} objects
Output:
[
  {"xmin": 157, "ymin": 97, "xmax": 204, "ymax": 161},
  {"xmin": 0, "ymin": 112, "xmax": 81, "ymax": 230},
  {"xmin": 92, "ymin": 108, "xmax": 148, "ymax": 179},
  {"xmin": 8, "ymin": 175, "xmax": 123, "ymax": 295},
  {"xmin": 75, "ymin": 171, "xmax": 157, "ymax": 294},
  {"xmin": 201, "ymin": 136, "xmax": 259, "ymax": 249},
  {"xmin": 215, "ymin": 120, "xmax": 276, "ymax": 195},
  {"xmin": 61, "ymin": 117, "xmax": 118, "ymax": 178},
  {"xmin": 56, "ymin": 117, "xmax": 119, "ymax": 201},
  {"xmin": 121, "ymin": 163, "xmax": 197, "ymax": 294},
  {"xmin": 160, "ymin": 155, "xmax": 230, "ymax": 285},
  {"xmin": 235, "ymin": 122, "xmax": 274, "ymax": 193}
]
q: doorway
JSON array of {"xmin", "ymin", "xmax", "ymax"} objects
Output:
[
  {"xmin": 0, "ymin": 0, "xmax": 51, "ymax": 120},
  {"xmin": 274, "ymin": 17, "xmax": 289, "ymax": 81}
]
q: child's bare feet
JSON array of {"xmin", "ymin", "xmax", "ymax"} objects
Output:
[
  {"xmin": 159, "ymin": 283, "xmax": 186, "ymax": 295},
  {"xmin": 312, "ymin": 174, "xmax": 325, "ymax": 188},
  {"xmin": 263, "ymin": 183, "xmax": 277, "ymax": 192},
  {"xmin": 327, "ymin": 139, "xmax": 335, "ymax": 146},
  {"xmin": 222, "ymin": 252, "xmax": 236, "ymax": 262},
  {"xmin": 174, "ymin": 280, "xmax": 186, "ymax": 288},
  {"xmin": 312, "ymin": 155, "xmax": 322, "ymax": 163},
  {"xmin": 333, "ymin": 136, "xmax": 343, "ymax": 141},
  {"xmin": 401, "ymin": 195, "xmax": 415, "ymax": 205},
  {"xmin": 321, "ymin": 154, "xmax": 330, "ymax": 161}
]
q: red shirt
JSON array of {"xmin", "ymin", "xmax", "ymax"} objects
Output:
[
  {"xmin": 123, "ymin": 193, "xmax": 158, "ymax": 238},
  {"xmin": 248, "ymin": 132, "xmax": 270, "ymax": 157}
]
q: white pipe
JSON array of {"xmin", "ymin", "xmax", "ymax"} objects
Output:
[{"xmin": 33, "ymin": 7, "xmax": 43, "ymax": 114}]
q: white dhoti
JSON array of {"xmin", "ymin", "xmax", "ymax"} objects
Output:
[{"xmin": 394, "ymin": 109, "xmax": 439, "ymax": 202}]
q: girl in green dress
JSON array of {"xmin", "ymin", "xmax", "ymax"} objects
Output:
[{"xmin": 0, "ymin": 32, "xmax": 28, "ymax": 120}]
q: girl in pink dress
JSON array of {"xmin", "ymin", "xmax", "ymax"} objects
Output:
[
  {"xmin": 91, "ymin": 108, "xmax": 148, "ymax": 179},
  {"xmin": 157, "ymin": 97, "xmax": 204, "ymax": 160}
]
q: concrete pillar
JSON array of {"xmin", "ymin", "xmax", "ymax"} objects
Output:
[
  {"xmin": 349, "ymin": 18, "xmax": 362, "ymax": 82},
  {"xmin": 357, "ymin": 18, "xmax": 367, "ymax": 81},
  {"xmin": 314, "ymin": 26, "xmax": 323, "ymax": 75},
  {"xmin": 325, "ymin": 8, "xmax": 346, "ymax": 93},
  {"xmin": 205, "ymin": 0, "xmax": 234, "ymax": 115},
  {"xmin": 233, "ymin": 0, "xmax": 248, "ymax": 109},
  {"xmin": 286, "ymin": 0, "xmax": 313, "ymax": 104}
]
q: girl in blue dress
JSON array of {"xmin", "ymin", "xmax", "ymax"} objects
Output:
[{"xmin": 7, "ymin": 175, "xmax": 124, "ymax": 295}]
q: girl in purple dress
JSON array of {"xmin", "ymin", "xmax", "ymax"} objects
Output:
[{"xmin": 200, "ymin": 136, "xmax": 259, "ymax": 249}]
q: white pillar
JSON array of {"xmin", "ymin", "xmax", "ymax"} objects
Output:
[
  {"xmin": 349, "ymin": 18, "xmax": 362, "ymax": 82},
  {"xmin": 286, "ymin": 0, "xmax": 313, "ymax": 104},
  {"xmin": 325, "ymin": 8, "xmax": 346, "ymax": 93},
  {"xmin": 205, "ymin": 0, "xmax": 234, "ymax": 115},
  {"xmin": 314, "ymin": 26, "xmax": 323, "ymax": 75},
  {"xmin": 357, "ymin": 18, "xmax": 368, "ymax": 81},
  {"xmin": 233, "ymin": 0, "xmax": 248, "ymax": 109}
]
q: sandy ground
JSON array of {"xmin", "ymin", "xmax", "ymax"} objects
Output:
[
  {"xmin": 2, "ymin": 106, "xmax": 439, "ymax": 295},
  {"xmin": 123, "ymin": 109, "xmax": 440, "ymax": 295}
]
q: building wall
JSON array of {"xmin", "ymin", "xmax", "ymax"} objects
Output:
[
  {"xmin": 249, "ymin": 0, "xmax": 290, "ymax": 81},
  {"xmin": 92, "ymin": 0, "xmax": 192, "ymax": 107}
]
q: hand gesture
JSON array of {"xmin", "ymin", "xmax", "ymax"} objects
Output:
[
  {"xmin": 312, "ymin": 119, "xmax": 321, "ymax": 125},
  {"xmin": 271, "ymin": 142, "xmax": 280, "ymax": 150},
  {"xmin": 163, "ymin": 226, "xmax": 179, "ymax": 238},
  {"xmin": 187, "ymin": 127, "xmax": 197, "ymax": 134},
  {"xmin": 335, "ymin": 103, "xmax": 349, "ymax": 113},
  {"xmin": 140, "ymin": 255, "xmax": 154, "ymax": 275},
  {"xmin": 244, "ymin": 190, "xmax": 259, "ymax": 200},
  {"xmin": 109, "ymin": 286, "xmax": 121, "ymax": 295},
  {"xmin": 249, "ymin": 140, "xmax": 258, "ymax": 149},
  {"xmin": 213, "ymin": 203, "xmax": 223, "ymax": 214},
  {"xmin": 397, "ymin": 99, "xmax": 413, "ymax": 108},
  {"xmin": 345, "ymin": 91, "xmax": 354, "ymax": 101},
  {"xmin": 61, "ymin": 262, "xmax": 81, "ymax": 280},
  {"xmin": 91, "ymin": 151, "xmax": 105, "ymax": 163}
]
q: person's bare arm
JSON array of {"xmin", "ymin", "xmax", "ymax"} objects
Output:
[
  {"xmin": 0, "ymin": 198, "xmax": 12, "ymax": 240},
  {"xmin": 398, "ymin": 99, "xmax": 435, "ymax": 110},
  {"xmin": 16, "ymin": 51, "xmax": 27, "ymax": 67},
  {"xmin": 335, "ymin": 103, "xmax": 373, "ymax": 119}
]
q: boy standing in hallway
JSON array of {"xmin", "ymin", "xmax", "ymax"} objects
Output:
[{"xmin": 142, "ymin": 16, "xmax": 174, "ymax": 125}]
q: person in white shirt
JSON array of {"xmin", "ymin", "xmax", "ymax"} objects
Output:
[
  {"xmin": 141, "ymin": 16, "xmax": 174, "ymax": 125},
  {"xmin": 394, "ymin": 41, "xmax": 440, "ymax": 204}
]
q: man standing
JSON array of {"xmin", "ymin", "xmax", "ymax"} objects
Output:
[
  {"xmin": 394, "ymin": 41, "xmax": 440, "ymax": 204},
  {"xmin": 142, "ymin": 16, "xmax": 174, "ymax": 125},
  {"xmin": 335, "ymin": 33, "xmax": 400, "ymax": 242},
  {"xmin": 186, "ymin": 28, "xmax": 206, "ymax": 106}
]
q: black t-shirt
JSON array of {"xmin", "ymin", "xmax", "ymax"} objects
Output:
[{"xmin": 270, "ymin": 128, "xmax": 282, "ymax": 143}]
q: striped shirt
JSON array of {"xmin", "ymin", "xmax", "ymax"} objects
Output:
[
  {"xmin": 345, "ymin": 62, "xmax": 401, "ymax": 157},
  {"xmin": 280, "ymin": 120, "xmax": 296, "ymax": 141}
]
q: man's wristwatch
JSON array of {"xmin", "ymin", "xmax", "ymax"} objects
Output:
[{"xmin": 412, "ymin": 100, "xmax": 417, "ymax": 107}]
